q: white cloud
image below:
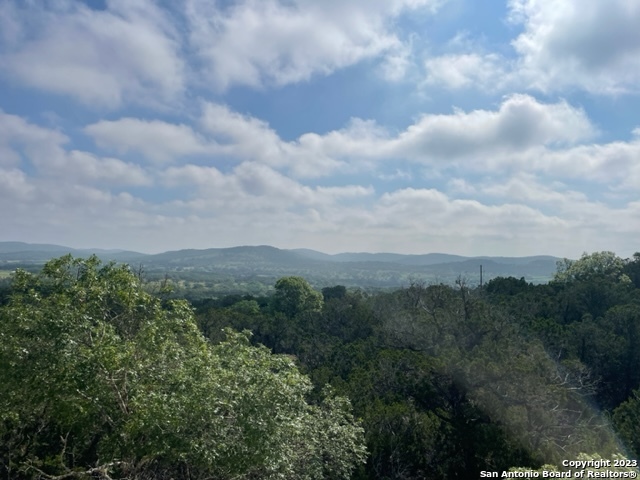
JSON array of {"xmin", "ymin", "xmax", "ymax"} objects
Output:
[
  {"xmin": 0, "ymin": 0, "xmax": 447, "ymax": 103},
  {"xmin": 86, "ymin": 104, "xmax": 351, "ymax": 176},
  {"xmin": 362, "ymin": 187, "xmax": 575, "ymax": 255},
  {"xmin": 3, "ymin": 147, "xmax": 637, "ymax": 257},
  {"xmin": 90, "ymin": 95, "xmax": 599, "ymax": 179},
  {"xmin": 364, "ymin": 185, "xmax": 640, "ymax": 256},
  {"xmin": 378, "ymin": 169, "xmax": 413, "ymax": 181},
  {"xmin": 509, "ymin": 0, "xmax": 640, "ymax": 94},
  {"xmin": 0, "ymin": 111, "xmax": 152, "ymax": 187},
  {"xmin": 519, "ymin": 138, "xmax": 640, "ymax": 188},
  {"xmin": 200, "ymin": 103, "xmax": 345, "ymax": 177},
  {"xmin": 162, "ymin": 164, "xmax": 226, "ymax": 189},
  {"xmin": 378, "ymin": 41, "xmax": 416, "ymax": 82},
  {"xmin": 163, "ymin": 162, "xmax": 373, "ymax": 211},
  {"xmin": 3, "ymin": 1, "xmax": 639, "ymax": 259},
  {"xmin": 479, "ymin": 173, "xmax": 596, "ymax": 227},
  {"xmin": 158, "ymin": 169, "xmax": 582, "ymax": 255},
  {"xmin": 46, "ymin": 151, "xmax": 152, "ymax": 187},
  {"xmin": 0, "ymin": 168, "xmax": 34, "ymax": 201},
  {"xmin": 376, "ymin": 187, "xmax": 562, "ymax": 229},
  {"xmin": 447, "ymin": 178, "xmax": 477, "ymax": 195},
  {"xmin": 3, "ymin": 100, "xmax": 633, "ymax": 258},
  {"xmin": 200, "ymin": 103, "xmax": 282, "ymax": 160},
  {"xmin": 185, "ymin": 0, "xmax": 441, "ymax": 90},
  {"xmin": 5, "ymin": 159, "xmax": 638, "ymax": 256},
  {"xmin": 0, "ymin": 166, "xmax": 154, "ymax": 247},
  {"xmin": 0, "ymin": 109, "xmax": 69, "ymax": 167},
  {"xmin": 386, "ymin": 94, "xmax": 596, "ymax": 165},
  {"xmin": 0, "ymin": 0, "xmax": 184, "ymax": 108},
  {"xmin": 279, "ymin": 95, "xmax": 595, "ymax": 172},
  {"xmin": 424, "ymin": 53, "xmax": 508, "ymax": 90},
  {"xmin": 476, "ymin": 174, "xmax": 640, "ymax": 254},
  {"xmin": 85, "ymin": 118, "xmax": 214, "ymax": 164},
  {"xmin": 80, "ymin": 94, "xmax": 634, "ymax": 193}
]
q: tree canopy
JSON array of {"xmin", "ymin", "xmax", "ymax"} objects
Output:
[
  {"xmin": 554, "ymin": 251, "xmax": 631, "ymax": 284},
  {"xmin": 273, "ymin": 276, "xmax": 323, "ymax": 318},
  {"xmin": 0, "ymin": 256, "xmax": 366, "ymax": 480},
  {"xmin": 3, "ymin": 250, "xmax": 640, "ymax": 479}
]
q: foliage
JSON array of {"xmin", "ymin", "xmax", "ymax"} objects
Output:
[
  {"xmin": 273, "ymin": 276, "xmax": 323, "ymax": 319},
  {"xmin": 322, "ymin": 285, "xmax": 348, "ymax": 301},
  {"xmin": 624, "ymin": 253, "xmax": 640, "ymax": 289},
  {"xmin": 5, "ymin": 249, "xmax": 640, "ymax": 479},
  {"xmin": 614, "ymin": 390, "xmax": 640, "ymax": 458},
  {"xmin": 0, "ymin": 256, "xmax": 366, "ymax": 480},
  {"xmin": 554, "ymin": 251, "xmax": 631, "ymax": 284},
  {"xmin": 175, "ymin": 251, "xmax": 640, "ymax": 478}
]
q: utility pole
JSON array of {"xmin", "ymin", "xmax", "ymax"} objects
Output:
[{"xmin": 480, "ymin": 264, "xmax": 483, "ymax": 289}]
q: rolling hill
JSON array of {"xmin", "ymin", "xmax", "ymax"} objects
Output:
[{"xmin": 0, "ymin": 242, "xmax": 563, "ymax": 287}]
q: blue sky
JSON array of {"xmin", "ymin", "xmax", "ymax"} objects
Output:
[{"xmin": 1, "ymin": 0, "xmax": 639, "ymax": 257}]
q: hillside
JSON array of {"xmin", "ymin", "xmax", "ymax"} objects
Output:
[{"xmin": 0, "ymin": 242, "xmax": 562, "ymax": 287}]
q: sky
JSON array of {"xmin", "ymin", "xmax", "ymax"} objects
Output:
[{"xmin": 0, "ymin": 0, "xmax": 639, "ymax": 257}]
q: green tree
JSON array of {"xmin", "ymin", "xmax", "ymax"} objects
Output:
[
  {"xmin": 623, "ymin": 252, "xmax": 640, "ymax": 288},
  {"xmin": 273, "ymin": 276, "xmax": 323, "ymax": 319},
  {"xmin": 614, "ymin": 390, "xmax": 640, "ymax": 457},
  {"xmin": 554, "ymin": 251, "xmax": 631, "ymax": 284},
  {"xmin": 0, "ymin": 256, "xmax": 365, "ymax": 480},
  {"xmin": 322, "ymin": 285, "xmax": 347, "ymax": 301},
  {"xmin": 576, "ymin": 305, "xmax": 640, "ymax": 408}
]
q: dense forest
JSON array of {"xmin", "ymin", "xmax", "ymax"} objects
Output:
[{"xmin": 2, "ymin": 251, "xmax": 640, "ymax": 479}]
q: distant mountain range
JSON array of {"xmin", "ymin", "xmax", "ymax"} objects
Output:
[
  {"xmin": 0, "ymin": 242, "xmax": 145, "ymax": 263},
  {"xmin": 0, "ymin": 241, "xmax": 564, "ymax": 286}
]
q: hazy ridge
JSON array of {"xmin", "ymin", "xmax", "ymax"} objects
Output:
[{"xmin": 0, "ymin": 242, "xmax": 563, "ymax": 286}]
